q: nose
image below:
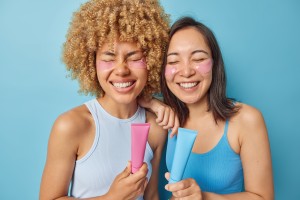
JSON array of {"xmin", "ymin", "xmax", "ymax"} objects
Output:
[
  {"xmin": 114, "ymin": 61, "xmax": 130, "ymax": 76},
  {"xmin": 179, "ymin": 61, "xmax": 195, "ymax": 78}
]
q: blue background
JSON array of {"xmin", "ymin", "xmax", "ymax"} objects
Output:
[{"xmin": 0, "ymin": 0, "xmax": 299, "ymax": 199}]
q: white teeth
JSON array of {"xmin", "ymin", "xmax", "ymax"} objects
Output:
[
  {"xmin": 180, "ymin": 82, "xmax": 197, "ymax": 88},
  {"xmin": 113, "ymin": 82, "xmax": 133, "ymax": 88}
]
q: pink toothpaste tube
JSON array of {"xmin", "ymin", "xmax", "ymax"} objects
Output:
[{"xmin": 131, "ymin": 123, "xmax": 150, "ymax": 173}]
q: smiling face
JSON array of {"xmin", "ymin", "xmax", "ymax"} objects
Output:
[
  {"xmin": 165, "ymin": 27, "xmax": 213, "ymax": 105},
  {"xmin": 96, "ymin": 40, "xmax": 147, "ymax": 105}
]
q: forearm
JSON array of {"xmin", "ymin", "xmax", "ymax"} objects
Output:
[
  {"xmin": 54, "ymin": 195, "xmax": 109, "ymax": 200},
  {"xmin": 42, "ymin": 193, "xmax": 110, "ymax": 200},
  {"xmin": 203, "ymin": 191, "xmax": 271, "ymax": 200},
  {"xmin": 144, "ymin": 191, "xmax": 159, "ymax": 200}
]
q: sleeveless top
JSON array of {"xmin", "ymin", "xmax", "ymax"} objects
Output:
[
  {"xmin": 70, "ymin": 99, "xmax": 153, "ymax": 199},
  {"xmin": 166, "ymin": 120, "xmax": 244, "ymax": 194}
]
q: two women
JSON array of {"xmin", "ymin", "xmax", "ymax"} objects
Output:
[{"xmin": 40, "ymin": 1, "xmax": 274, "ymax": 198}]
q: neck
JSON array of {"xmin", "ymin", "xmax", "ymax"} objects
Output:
[
  {"xmin": 97, "ymin": 97, "xmax": 138, "ymax": 119},
  {"xmin": 186, "ymin": 96, "xmax": 213, "ymax": 124}
]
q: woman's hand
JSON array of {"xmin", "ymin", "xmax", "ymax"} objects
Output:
[
  {"xmin": 105, "ymin": 162, "xmax": 148, "ymax": 200},
  {"xmin": 165, "ymin": 172, "xmax": 203, "ymax": 200},
  {"xmin": 138, "ymin": 97, "xmax": 179, "ymax": 137}
]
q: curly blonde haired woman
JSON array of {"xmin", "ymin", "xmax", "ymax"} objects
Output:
[{"xmin": 40, "ymin": 0, "xmax": 174, "ymax": 199}]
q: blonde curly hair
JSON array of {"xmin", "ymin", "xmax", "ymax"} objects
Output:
[{"xmin": 62, "ymin": 0, "xmax": 170, "ymax": 98}]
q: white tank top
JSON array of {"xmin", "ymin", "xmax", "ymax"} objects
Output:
[{"xmin": 70, "ymin": 99, "xmax": 153, "ymax": 199}]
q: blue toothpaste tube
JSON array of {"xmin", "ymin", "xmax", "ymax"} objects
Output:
[{"xmin": 169, "ymin": 128, "xmax": 197, "ymax": 183}]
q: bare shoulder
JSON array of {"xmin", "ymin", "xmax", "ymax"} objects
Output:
[
  {"xmin": 232, "ymin": 102, "xmax": 268, "ymax": 142},
  {"xmin": 234, "ymin": 102, "xmax": 265, "ymax": 127},
  {"xmin": 50, "ymin": 104, "xmax": 94, "ymax": 147},
  {"xmin": 145, "ymin": 110, "xmax": 167, "ymax": 150}
]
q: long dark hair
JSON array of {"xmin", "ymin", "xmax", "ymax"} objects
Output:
[{"xmin": 160, "ymin": 16, "xmax": 239, "ymax": 126}]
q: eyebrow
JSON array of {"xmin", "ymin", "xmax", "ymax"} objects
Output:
[
  {"xmin": 192, "ymin": 50, "xmax": 209, "ymax": 55},
  {"xmin": 167, "ymin": 49, "xmax": 209, "ymax": 57},
  {"xmin": 125, "ymin": 50, "xmax": 143, "ymax": 59},
  {"xmin": 101, "ymin": 50, "xmax": 142, "ymax": 58},
  {"xmin": 101, "ymin": 51, "xmax": 115, "ymax": 56},
  {"xmin": 167, "ymin": 52, "xmax": 179, "ymax": 57}
]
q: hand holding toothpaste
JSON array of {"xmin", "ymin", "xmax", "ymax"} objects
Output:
[
  {"xmin": 106, "ymin": 161, "xmax": 148, "ymax": 199},
  {"xmin": 165, "ymin": 172, "xmax": 202, "ymax": 199}
]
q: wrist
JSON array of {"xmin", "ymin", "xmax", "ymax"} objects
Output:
[{"xmin": 100, "ymin": 192, "xmax": 116, "ymax": 200}]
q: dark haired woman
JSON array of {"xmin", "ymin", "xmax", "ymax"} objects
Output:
[{"xmin": 161, "ymin": 17, "xmax": 274, "ymax": 200}]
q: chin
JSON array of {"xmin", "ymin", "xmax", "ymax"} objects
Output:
[
  {"xmin": 179, "ymin": 96, "xmax": 202, "ymax": 105},
  {"xmin": 179, "ymin": 98, "xmax": 196, "ymax": 104},
  {"xmin": 117, "ymin": 98, "xmax": 137, "ymax": 105},
  {"xmin": 183, "ymin": 100, "xmax": 198, "ymax": 104}
]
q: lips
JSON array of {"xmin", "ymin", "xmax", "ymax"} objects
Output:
[{"xmin": 178, "ymin": 82, "xmax": 199, "ymax": 89}]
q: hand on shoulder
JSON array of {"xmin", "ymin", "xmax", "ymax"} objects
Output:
[{"xmin": 139, "ymin": 96, "xmax": 179, "ymax": 136}]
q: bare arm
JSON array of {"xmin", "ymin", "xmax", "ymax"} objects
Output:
[
  {"xmin": 40, "ymin": 110, "xmax": 107, "ymax": 200},
  {"xmin": 40, "ymin": 112, "xmax": 83, "ymax": 200}
]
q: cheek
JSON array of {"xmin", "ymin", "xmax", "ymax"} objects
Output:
[
  {"xmin": 165, "ymin": 65, "xmax": 177, "ymax": 81},
  {"xmin": 128, "ymin": 58, "xmax": 147, "ymax": 69},
  {"xmin": 195, "ymin": 59, "xmax": 213, "ymax": 74},
  {"xmin": 96, "ymin": 60, "xmax": 114, "ymax": 71}
]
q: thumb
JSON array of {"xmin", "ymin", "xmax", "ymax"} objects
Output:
[{"xmin": 165, "ymin": 172, "xmax": 170, "ymax": 181}]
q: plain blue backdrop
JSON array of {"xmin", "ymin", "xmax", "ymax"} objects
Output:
[{"xmin": 0, "ymin": 0, "xmax": 299, "ymax": 199}]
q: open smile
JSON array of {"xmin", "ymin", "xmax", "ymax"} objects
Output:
[
  {"xmin": 178, "ymin": 81, "xmax": 199, "ymax": 89},
  {"xmin": 111, "ymin": 81, "xmax": 135, "ymax": 88}
]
